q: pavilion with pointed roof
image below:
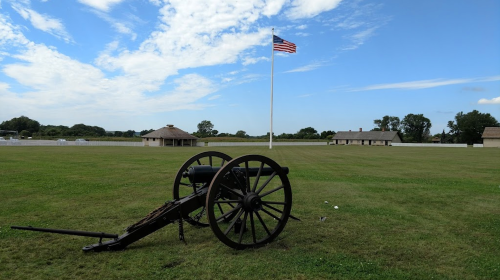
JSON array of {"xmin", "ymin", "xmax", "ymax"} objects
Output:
[{"xmin": 142, "ymin": 124, "xmax": 198, "ymax": 147}]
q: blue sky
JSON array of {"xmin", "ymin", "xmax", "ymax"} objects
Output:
[{"xmin": 0, "ymin": 0, "xmax": 499, "ymax": 136}]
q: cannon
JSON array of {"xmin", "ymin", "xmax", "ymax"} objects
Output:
[{"xmin": 12, "ymin": 152, "xmax": 298, "ymax": 251}]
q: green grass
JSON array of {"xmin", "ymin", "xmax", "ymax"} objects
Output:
[{"xmin": 1, "ymin": 146, "xmax": 499, "ymax": 279}]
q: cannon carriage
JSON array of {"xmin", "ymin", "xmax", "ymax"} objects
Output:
[{"xmin": 12, "ymin": 151, "xmax": 298, "ymax": 251}]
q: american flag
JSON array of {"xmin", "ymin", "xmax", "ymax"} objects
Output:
[{"xmin": 273, "ymin": 35, "xmax": 296, "ymax": 53}]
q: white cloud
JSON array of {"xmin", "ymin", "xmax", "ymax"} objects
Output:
[
  {"xmin": 242, "ymin": 56, "xmax": 268, "ymax": 65},
  {"xmin": 478, "ymin": 97, "xmax": 500, "ymax": 105},
  {"xmin": 480, "ymin": 75, "xmax": 500, "ymax": 82},
  {"xmin": 295, "ymin": 32, "xmax": 310, "ymax": 37},
  {"xmin": 0, "ymin": 41, "xmax": 218, "ymax": 122},
  {"xmin": 0, "ymin": 82, "xmax": 10, "ymax": 91},
  {"xmin": 262, "ymin": 0, "xmax": 287, "ymax": 17},
  {"xmin": 4, "ymin": 44, "xmax": 107, "ymax": 100},
  {"xmin": 0, "ymin": 0, "xmax": 341, "ymax": 128},
  {"xmin": 285, "ymin": 62, "xmax": 323, "ymax": 73},
  {"xmin": 90, "ymin": 10, "xmax": 137, "ymax": 40},
  {"xmin": 236, "ymin": 73, "xmax": 262, "ymax": 85},
  {"xmin": 208, "ymin": 94, "xmax": 221, "ymax": 100},
  {"xmin": 78, "ymin": 0, "xmax": 124, "ymax": 12},
  {"xmin": 298, "ymin": 94, "xmax": 313, "ymax": 98},
  {"xmin": 148, "ymin": 0, "xmax": 162, "ymax": 6},
  {"xmin": 286, "ymin": 0, "xmax": 342, "ymax": 20},
  {"xmin": 2, "ymin": 0, "xmax": 285, "ymax": 120},
  {"xmin": 0, "ymin": 13, "xmax": 30, "ymax": 47},
  {"xmin": 140, "ymin": 73, "xmax": 217, "ymax": 112},
  {"xmin": 11, "ymin": 4, "xmax": 72, "ymax": 43},
  {"xmin": 351, "ymin": 76, "xmax": 500, "ymax": 91},
  {"xmin": 359, "ymin": 78, "xmax": 469, "ymax": 90},
  {"xmin": 95, "ymin": 0, "xmax": 273, "ymax": 80},
  {"xmin": 341, "ymin": 26, "xmax": 377, "ymax": 50},
  {"xmin": 331, "ymin": 1, "xmax": 390, "ymax": 51}
]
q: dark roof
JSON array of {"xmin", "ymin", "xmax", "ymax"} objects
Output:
[
  {"xmin": 482, "ymin": 127, "xmax": 500, "ymax": 139},
  {"xmin": 333, "ymin": 131, "xmax": 401, "ymax": 141},
  {"xmin": 142, "ymin": 125, "xmax": 198, "ymax": 140}
]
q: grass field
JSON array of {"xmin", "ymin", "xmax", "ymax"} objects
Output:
[{"xmin": 1, "ymin": 146, "xmax": 499, "ymax": 279}]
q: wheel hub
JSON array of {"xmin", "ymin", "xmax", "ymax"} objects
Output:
[{"xmin": 243, "ymin": 192, "xmax": 262, "ymax": 211}]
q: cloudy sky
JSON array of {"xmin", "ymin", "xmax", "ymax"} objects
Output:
[{"xmin": 0, "ymin": 0, "xmax": 499, "ymax": 135}]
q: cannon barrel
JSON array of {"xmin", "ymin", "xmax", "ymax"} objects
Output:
[
  {"xmin": 11, "ymin": 226, "xmax": 118, "ymax": 239},
  {"xmin": 185, "ymin": 165, "xmax": 289, "ymax": 184}
]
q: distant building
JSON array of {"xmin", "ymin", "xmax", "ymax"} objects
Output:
[
  {"xmin": 481, "ymin": 127, "xmax": 500, "ymax": 148},
  {"xmin": 432, "ymin": 137, "xmax": 441, "ymax": 144},
  {"xmin": 332, "ymin": 128, "xmax": 402, "ymax": 146},
  {"xmin": 142, "ymin": 125, "xmax": 198, "ymax": 147}
]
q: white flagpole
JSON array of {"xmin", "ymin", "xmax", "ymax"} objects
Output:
[{"xmin": 270, "ymin": 28, "xmax": 274, "ymax": 149}]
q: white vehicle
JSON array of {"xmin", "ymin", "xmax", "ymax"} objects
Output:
[
  {"xmin": 9, "ymin": 139, "xmax": 21, "ymax": 145},
  {"xmin": 56, "ymin": 139, "xmax": 67, "ymax": 145},
  {"xmin": 75, "ymin": 139, "xmax": 88, "ymax": 145}
]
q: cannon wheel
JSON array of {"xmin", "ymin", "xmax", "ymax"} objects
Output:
[
  {"xmin": 173, "ymin": 151, "xmax": 233, "ymax": 227},
  {"xmin": 206, "ymin": 155, "xmax": 292, "ymax": 249}
]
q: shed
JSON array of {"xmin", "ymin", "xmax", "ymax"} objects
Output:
[
  {"xmin": 481, "ymin": 127, "xmax": 500, "ymax": 148},
  {"xmin": 332, "ymin": 128, "xmax": 402, "ymax": 146},
  {"xmin": 142, "ymin": 125, "xmax": 198, "ymax": 147}
]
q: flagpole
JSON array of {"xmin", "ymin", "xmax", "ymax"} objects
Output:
[{"xmin": 270, "ymin": 28, "xmax": 274, "ymax": 149}]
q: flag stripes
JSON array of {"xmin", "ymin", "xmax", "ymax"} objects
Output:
[{"xmin": 273, "ymin": 35, "xmax": 296, "ymax": 53}]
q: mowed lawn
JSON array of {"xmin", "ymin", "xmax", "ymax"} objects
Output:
[{"xmin": 0, "ymin": 146, "xmax": 498, "ymax": 280}]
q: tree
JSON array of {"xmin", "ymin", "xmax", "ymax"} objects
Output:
[
  {"xmin": 447, "ymin": 112, "xmax": 462, "ymax": 143},
  {"xmin": 45, "ymin": 128, "xmax": 60, "ymax": 137},
  {"xmin": 373, "ymin": 115, "xmax": 401, "ymax": 131},
  {"xmin": 0, "ymin": 116, "xmax": 40, "ymax": 134},
  {"xmin": 320, "ymin": 130, "xmax": 335, "ymax": 139},
  {"xmin": 295, "ymin": 127, "xmax": 319, "ymax": 139},
  {"xmin": 123, "ymin": 130, "xmax": 135, "ymax": 137},
  {"xmin": 20, "ymin": 130, "xmax": 31, "ymax": 138},
  {"xmin": 235, "ymin": 130, "xmax": 248, "ymax": 138},
  {"xmin": 401, "ymin": 113, "xmax": 432, "ymax": 143},
  {"xmin": 140, "ymin": 129, "xmax": 155, "ymax": 136},
  {"xmin": 277, "ymin": 133, "xmax": 294, "ymax": 139},
  {"xmin": 197, "ymin": 120, "xmax": 214, "ymax": 137},
  {"xmin": 42, "ymin": 125, "xmax": 70, "ymax": 136},
  {"xmin": 448, "ymin": 110, "xmax": 499, "ymax": 145},
  {"xmin": 67, "ymin": 124, "xmax": 106, "ymax": 137}
]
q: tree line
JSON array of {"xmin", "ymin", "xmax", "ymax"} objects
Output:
[
  {"xmin": 193, "ymin": 120, "xmax": 335, "ymax": 140},
  {"xmin": 372, "ymin": 110, "xmax": 499, "ymax": 144},
  {"xmin": 2, "ymin": 110, "xmax": 498, "ymax": 143},
  {"xmin": 0, "ymin": 116, "xmax": 155, "ymax": 138}
]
